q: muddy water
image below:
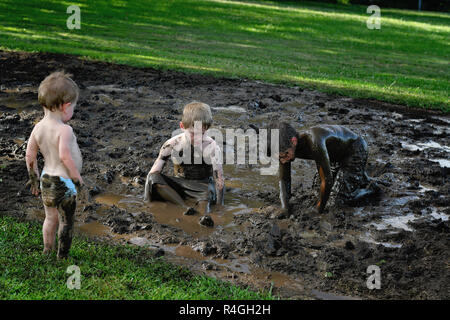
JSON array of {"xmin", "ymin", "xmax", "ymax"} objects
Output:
[
  {"xmin": 0, "ymin": 86, "xmax": 38, "ymax": 113},
  {"xmin": 93, "ymin": 169, "xmax": 268, "ymax": 237},
  {"xmin": 94, "ymin": 192, "xmax": 247, "ymax": 237}
]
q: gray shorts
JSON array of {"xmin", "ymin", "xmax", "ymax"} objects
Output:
[{"xmin": 146, "ymin": 173, "xmax": 216, "ymax": 204}]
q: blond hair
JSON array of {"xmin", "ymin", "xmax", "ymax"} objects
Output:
[
  {"xmin": 181, "ymin": 102, "xmax": 213, "ymax": 129},
  {"xmin": 38, "ymin": 71, "xmax": 79, "ymax": 111}
]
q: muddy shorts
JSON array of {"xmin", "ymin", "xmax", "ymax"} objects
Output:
[
  {"xmin": 146, "ymin": 172, "xmax": 216, "ymax": 205},
  {"xmin": 40, "ymin": 171, "xmax": 77, "ymax": 208},
  {"xmin": 332, "ymin": 137, "xmax": 372, "ymax": 205}
]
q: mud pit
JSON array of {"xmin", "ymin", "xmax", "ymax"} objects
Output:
[{"xmin": 1, "ymin": 50, "xmax": 449, "ymax": 299}]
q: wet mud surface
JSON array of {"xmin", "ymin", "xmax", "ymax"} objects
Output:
[{"xmin": 1, "ymin": 50, "xmax": 449, "ymax": 299}]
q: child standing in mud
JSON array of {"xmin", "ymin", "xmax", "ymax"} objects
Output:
[
  {"xmin": 144, "ymin": 102, "xmax": 224, "ymax": 219},
  {"xmin": 25, "ymin": 71, "xmax": 83, "ymax": 259},
  {"xmin": 270, "ymin": 122, "xmax": 379, "ymax": 214}
]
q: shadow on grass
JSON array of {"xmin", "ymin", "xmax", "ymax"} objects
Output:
[{"xmin": 0, "ymin": 0, "xmax": 448, "ymax": 110}]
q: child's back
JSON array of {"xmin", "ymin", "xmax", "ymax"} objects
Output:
[
  {"xmin": 32, "ymin": 117, "xmax": 82, "ymax": 179},
  {"xmin": 25, "ymin": 71, "xmax": 82, "ymax": 259}
]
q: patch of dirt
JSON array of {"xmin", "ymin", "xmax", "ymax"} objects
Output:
[{"xmin": 0, "ymin": 50, "xmax": 449, "ymax": 299}]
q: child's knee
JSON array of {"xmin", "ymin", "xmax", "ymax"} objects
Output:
[{"xmin": 44, "ymin": 206, "xmax": 59, "ymax": 222}]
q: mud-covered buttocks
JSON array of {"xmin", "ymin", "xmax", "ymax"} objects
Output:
[{"xmin": 40, "ymin": 174, "xmax": 70, "ymax": 207}]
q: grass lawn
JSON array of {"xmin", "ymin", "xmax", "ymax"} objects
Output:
[
  {"xmin": 0, "ymin": 0, "xmax": 448, "ymax": 111},
  {"xmin": 0, "ymin": 215, "xmax": 275, "ymax": 299}
]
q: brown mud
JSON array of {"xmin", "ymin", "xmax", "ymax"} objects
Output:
[{"xmin": 0, "ymin": 50, "xmax": 449, "ymax": 299}]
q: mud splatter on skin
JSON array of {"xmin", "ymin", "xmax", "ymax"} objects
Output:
[{"xmin": 0, "ymin": 50, "xmax": 449, "ymax": 299}]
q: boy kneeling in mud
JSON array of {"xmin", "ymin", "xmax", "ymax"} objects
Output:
[
  {"xmin": 271, "ymin": 122, "xmax": 379, "ymax": 215},
  {"xmin": 144, "ymin": 102, "xmax": 224, "ymax": 216},
  {"xmin": 25, "ymin": 71, "xmax": 83, "ymax": 259}
]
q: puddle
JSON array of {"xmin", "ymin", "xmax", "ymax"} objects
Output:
[
  {"xmin": 0, "ymin": 86, "xmax": 38, "ymax": 113},
  {"xmin": 386, "ymin": 195, "xmax": 419, "ymax": 206},
  {"xmin": 75, "ymin": 220, "xmax": 111, "ymax": 237},
  {"xmin": 359, "ymin": 231, "xmax": 402, "ymax": 248},
  {"xmin": 401, "ymin": 140, "xmax": 450, "ymax": 153},
  {"xmin": 369, "ymin": 213, "xmax": 417, "ymax": 232},
  {"xmin": 86, "ymin": 84, "xmax": 136, "ymax": 93},
  {"xmin": 418, "ymin": 184, "xmax": 437, "ymax": 193},
  {"xmin": 93, "ymin": 171, "xmax": 266, "ymax": 238},
  {"xmin": 405, "ymin": 119, "xmax": 425, "ymax": 123},
  {"xmin": 429, "ymin": 158, "xmax": 450, "ymax": 168},
  {"xmin": 430, "ymin": 207, "xmax": 449, "ymax": 221},
  {"xmin": 212, "ymin": 105, "xmax": 247, "ymax": 113},
  {"xmin": 0, "ymin": 95, "xmax": 36, "ymax": 113}
]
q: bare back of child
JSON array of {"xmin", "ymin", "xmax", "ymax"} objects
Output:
[{"xmin": 26, "ymin": 71, "xmax": 83, "ymax": 259}]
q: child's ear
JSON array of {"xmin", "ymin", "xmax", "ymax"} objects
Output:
[
  {"xmin": 61, "ymin": 102, "xmax": 71, "ymax": 112},
  {"xmin": 179, "ymin": 122, "xmax": 185, "ymax": 130},
  {"xmin": 291, "ymin": 137, "xmax": 298, "ymax": 147}
]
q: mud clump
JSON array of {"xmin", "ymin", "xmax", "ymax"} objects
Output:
[{"xmin": 199, "ymin": 215, "xmax": 214, "ymax": 227}]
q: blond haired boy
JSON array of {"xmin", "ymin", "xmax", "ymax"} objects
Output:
[
  {"xmin": 25, "ymin": 71, "xmax": 83, "ymax": 259},
  {"xmin": 144, "ymin": 102, "xmax": 224, "ymax": 216}
]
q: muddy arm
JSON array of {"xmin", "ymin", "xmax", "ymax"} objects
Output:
[
  {"xmin": 145, "ymin": 159, "xmax": 167, "ymax": 202},
  {"xmin": 25, "ymin": 129, "xmax": 40, "ymax": 196},
  {"xmin": 143, "ymin": 172, "xmax": 153, "ymax": 202},
  {"xmin": 208, "ymin": 141, "xmax": 225, "ymax": 205},
  {"xmin": 316, "ymin": 160, "xmax": 333, "ymax": 213},
  {"xmin": 59, "ymin": 126, "xmax": 83, "ymax": 184},
  {"xmin": 145, "ymin": 141, "xmax": 173, "ymax": 202},
  {"xmin": 214, "ymin": 169, "xmax": 225, "ymax": 205},
  {"xmin": 279, "ymin": 162, "xmax": 291, "ymax": 210}
]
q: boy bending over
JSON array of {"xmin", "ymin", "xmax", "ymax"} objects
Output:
[
  {"xmin": 144, "ymin": 102, "xmax": 224, "ymax": 215},
  {"xmin": 26, "ymin": 71, "xmax": 83, "ymax": 259},
  {"xmin": 271, "ymin": 122, "xmax": 379, "ymax": 214}
]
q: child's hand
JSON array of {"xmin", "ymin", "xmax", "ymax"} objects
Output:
[
  {"xmin": 73, "ymin": 175, "xmax": 84, "ymax": 187},
  {"xmin": 26, "ymin": 175, "xmax": 40, "ymax": 196},
  {"xmin": 72, "ymin": 176, "xmax": 84, "ymax": 195}
]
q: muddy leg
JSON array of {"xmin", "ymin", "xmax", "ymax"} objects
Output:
[
  {"xmin": 350, "ymin": 179, "xmax": 381, "ymax": 202},
  {"xmin": 56, "ymin": 196, "xmax": 76, "ymax": 259},
  {"xmin": 43, "ymin": 205, "xmax": 59, "ymax": 254},
  {"xmin": 153, "ymin": 184, "xmax": 197, "ymax": 215},
  {"xmin": 335, "ymin": 137, "xmax": 371, "ymax": 205}
]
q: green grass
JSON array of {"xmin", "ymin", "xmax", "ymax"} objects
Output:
[
  {"xmin": 0, "ymin": 215, "xmax": 275, "ymax": 299},
  {"xmin": 0, "ymin": 0, "xmax": 449, "ymax": 111}
]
